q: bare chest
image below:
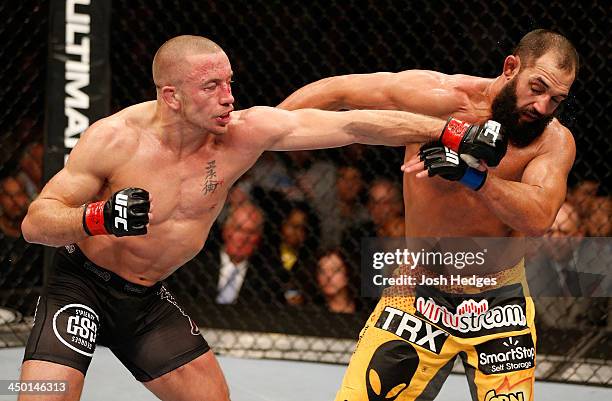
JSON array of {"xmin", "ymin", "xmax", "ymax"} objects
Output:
[
  {"xmin": 106, "ymin": 148, "xmax": 256, "ymax": 223},
  {"xmin": 403, "ymin": 144, "xmax": 535, "ymax": 235}
]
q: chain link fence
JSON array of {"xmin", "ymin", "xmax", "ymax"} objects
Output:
[
  {"xmin": 0, "ymin": 0, "xmax": 47, "ymax": 346},
  {"xmin": 0, "ymin": 0, "xmax": 610, "ymax": 388}
]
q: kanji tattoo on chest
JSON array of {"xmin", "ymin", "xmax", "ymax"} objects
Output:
[{"xmin": 202, "ymin": 160, "xmax": 224, "ymax": 195}]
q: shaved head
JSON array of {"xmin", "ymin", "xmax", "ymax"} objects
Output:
[{"xmin": 152, "ymin": 35, "xmax": 223, "ymax": 88}]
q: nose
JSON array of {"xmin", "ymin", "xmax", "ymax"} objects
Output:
[
  {"xmin": 533, "ymin": 96, "xmax": 552, "ymax": 116},
  {"xmin": 220, "ymin": 82, "xmax": 234, "ymax": 106}
]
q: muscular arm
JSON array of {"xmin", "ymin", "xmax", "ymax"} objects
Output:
[
  {"xmin": 21, "ymin": 122, "xmax": 124, "ymax": 246},
  {"xmin": 278, "ymin": 71, "xmax": 466, "ymax": 117},
  {"xmin": 240, "ymin": 106, "xmax": 446, "ymax": 151},
  {"xmin": 477, "ymin": 126, "xmax": 576, "ymax": 236}
]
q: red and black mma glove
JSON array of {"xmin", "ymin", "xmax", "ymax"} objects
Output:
[
  {"xmin": 82, "ymin": 188, "xmax": 150, "ymax": 237},
  {"xmin": 439, "ymin": 117, "xmax": 507, "ymax": 167},
  {"xmin": 420, "ymin": 142, "xmax": 487, "ymax": 191}
]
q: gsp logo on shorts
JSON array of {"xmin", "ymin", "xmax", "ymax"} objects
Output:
[{"xmin": 53, "ymin": 303, "xmax": 99, "ymax": 357}]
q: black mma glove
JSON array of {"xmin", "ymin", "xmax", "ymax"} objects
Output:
[
  {"xmin": 83, "ymin": 187, "xmax": 150, "ymax": 237},
  {"xmin": 420, "ymin": 143, "xmax": 487, "ymax": 190},
  {"xmin": 439, "ymin": 117, "xmax": 507, "ymax": 167}
]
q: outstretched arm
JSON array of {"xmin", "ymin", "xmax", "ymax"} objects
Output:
[
  {"xmin": 240, "ymin": 106, "xmax": 446, "ymax": 151},
  {"xmin": 278, "ymin": 70, "xmax": 465, "ymax": 117}
]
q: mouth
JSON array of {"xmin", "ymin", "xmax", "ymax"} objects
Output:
[
  {"xmin": 215, "ymin": 110, "xmax": 233, "ymax": 125},
  {"xmin": 521, "ymin": 110, "xmax": 540, "ymax": 122}
]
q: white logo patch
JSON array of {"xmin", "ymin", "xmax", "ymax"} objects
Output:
[{"xmin": 53, "ymin": 303, "xmax": 99, "ymax": 357}]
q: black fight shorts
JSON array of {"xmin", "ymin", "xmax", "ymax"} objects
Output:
[{"xmin": 24, "ymin": 244, "xmax": 210, "ymax": 381}]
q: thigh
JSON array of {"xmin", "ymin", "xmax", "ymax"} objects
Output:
[
  {"xmin": 23, "ymin": 284, "xmax": 102, "ymax": 377},
  {"xmin": 111, "ymin": 285, "xmax": 210, "ymax": 382},
  {"xmin": 18, "ymin": 360, "xmax": 84, "ymax": 401},
  {"xmin": 335, "ymin": 298, "xmax": 457, "ymax": 401},
  {"xmin": 143, "ymin": 350, "xmax": 229, "ymax": 401}
]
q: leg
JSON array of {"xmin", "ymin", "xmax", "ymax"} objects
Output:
[
  {"xmin": 18, "ymin": 360, "xmax": 84, "ymax": 401},
  {"xmin": 335, "ymin": 298, "xmax": 457, "ymax": 401},
  {"xmin": 111, "ymin": 285, "xmax": 226, "ymax": 399},
  {"xmin": 143, "ymin": 351, "xmax": 230, "ymax": 401}
]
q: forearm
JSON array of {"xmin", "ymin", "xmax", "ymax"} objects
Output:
[
  {"xmin": 477, "ymin": 174, "xmax": 556, "ymax": 236},
  {"xmin": 21, "ymin": 199, "xmax": 88, "ymax": 246},
  {"xmin": 345, "ymin": 109, "xmax": 443, "ymax": 146}
]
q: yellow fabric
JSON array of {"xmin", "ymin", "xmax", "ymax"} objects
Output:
[{"xmin": 335, "ymin": 276, "xmax": 536, "ymax": 401}]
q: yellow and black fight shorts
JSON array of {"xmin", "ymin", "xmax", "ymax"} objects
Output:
[{"xmin": 336, "ymin": 263, "xmax": 536, "ymax": 401}]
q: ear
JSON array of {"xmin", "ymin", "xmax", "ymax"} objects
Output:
[
  {"xmin": 160, "ymin": 86, "xmax": 180, "ymax": 110},
  {"xmin": 502, "ymin": 55, "xmax": 521, "ymax": 80}
]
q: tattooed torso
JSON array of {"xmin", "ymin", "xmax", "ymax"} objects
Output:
[{"xmin": 79, "ymin": 105, "xmax": 263, "ymax": 285}]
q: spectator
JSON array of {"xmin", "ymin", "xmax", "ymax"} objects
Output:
[
  {"xmin": 175, "ymin": 202, "xmax": 289, "ymax": 307},
  {"xmin": 367, "ymin": 178, "xmax": 403, "ymax": 230},
  {"xmin": 567, "ymin": 180, "xmax": 599, "ymax": 218},
  {"xmin": 0, "ymin": 177, "xmax": 31, "ymax": 238},
  {"xmin": 315, "ymin": 249, "xmax": 356, "ymax": 314},
  {"xmin": 585, "ymin": 196, "xmax": 611, "ymax": 237},
  {"xmin": 378, "ymin": 216, "xmax": 406, "ymax": 238},
  {"xmin": 214, "ymin": 202, "xmax": 265, "ymax": 304},
  {"xmin": 530, "ymin": 201, "xmax": 601, "ymax": 329},
  {"xmin": 323, "ymin": 165, "xmax": 369, "ymax": 247},
  {"xmin": 267, "ymin": 201, "xmax": 320, "ymax": 306},
  {"xmin": 18, "ymin": 142, "xmax": 44, "ymax": 195},
  {"xmin": 341, "ymin": 178, "xmax": 403, "ymax": 267}
]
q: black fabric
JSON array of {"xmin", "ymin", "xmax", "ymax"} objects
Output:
[{"xmin": 23, "ymin": 245, "xmax": 210, "ymax": 381}]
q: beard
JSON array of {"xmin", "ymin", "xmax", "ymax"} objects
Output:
[{"xmin": 490, "ymin": 78, "xmax": 554, "ymax": 148}]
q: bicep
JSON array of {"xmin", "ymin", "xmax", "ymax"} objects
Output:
[
  {"xmin": 521, "ymin": 144, "xmax": 575, "ymax": 213},
  {"xmin": 36, "ymin": 127, "xmax": 116, "ymax": 207},
  {"xmin": 261, "ymin": 108, "xmax": 355, "ymax": 151},
  {"xmin": 337, "ymin": 71, "xmax": 464, "ymax": 117},
  {"xmin": 38, "ymin": 163, "xmax": 105, "ymax": 207}
]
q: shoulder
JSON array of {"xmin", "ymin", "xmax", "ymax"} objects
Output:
[
  {"xmin": 79, "ymin": 104, "xmax": 148, "ymax": 151},
  {"xmin": 69, "ymin": 107, "xmax": 144, "ymax": 169},
  {"xmin": 539, "ymin": 119, "xmax": 576, "ymax": 156},
  {"xmin": 390, "ymin": 70, "xmax": 472, "ymax": 116},
  {"xmin": 525, "ymin": 119, "xmax": 576, "ymax": 169}
]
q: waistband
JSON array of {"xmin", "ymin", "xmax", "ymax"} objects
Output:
[{"xmin": 59, "ymin": 244, "xmax": 163, "ymax": 296}]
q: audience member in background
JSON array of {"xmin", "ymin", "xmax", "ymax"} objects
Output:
[
  {"xmin": 341, "ymin": 178, "xmax": 403, "ymax": 267},
  {"xmin": 18, "ymin": 142, "xmax": 44, "ymax": 195},
  {"xmin": 0, "ymin": 177, "xmax": 31, "ymax": 238},
  {"xmin": 176, "ymin": 202, "xmax": 288, "ymax": 307},
  {"xmin": 315, "ymin": 249, "xmax": 357, "ymax": 314},
  {"xmin": 324, "ymin": 165, "xmax": 369, "ymax": 247},
  {"xmin": 214, "ymin": 202, "xmax": 265, "ymax": 305},
  {"xmin": 567, "ymin": 180, "xmax": 599, "ymax": 219},
  {"xmin": 378, "ymin": 215, "xmax": 406, "ymax": 238},
  {"xmin": 531, "ymin": 201, "xmax": 589, "ymax": 328},
  {"xmin": 267, "ymin": 201, "xmax": 320, "ymax": 306},
  {"xmin": 585, "ymin": 195, "xmax": 611, "ymax": 237}
]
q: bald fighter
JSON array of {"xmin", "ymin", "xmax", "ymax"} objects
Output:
[
  {"xmin": 280, "ymin": 29, "xmax": 578, "ymax": 400},
  {"xmin": 18, "ymin": 35, "xmax": 502, "ymax": 401}
]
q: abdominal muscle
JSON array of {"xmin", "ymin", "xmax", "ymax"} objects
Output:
[{"xmin": 77, "ymin": 218, "xmax": 212, "ymax": 286}]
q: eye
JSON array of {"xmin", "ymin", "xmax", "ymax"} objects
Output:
[{"xmin": 531, "ymin": 86, "xmax": 543, "ymax": 94}]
